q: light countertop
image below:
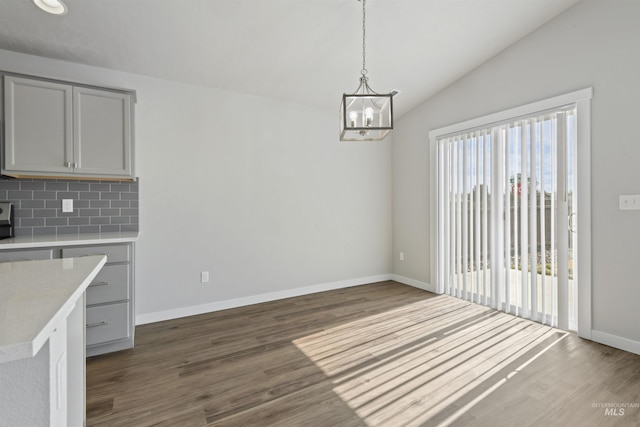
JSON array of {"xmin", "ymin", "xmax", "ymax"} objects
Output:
[
  {"xmin": 0, "ymin": 255, "xmax": 107, "ymax": 363},
  {"xmin": 0, "ymin": 231, "xmax": 138, "ymax": 250}
]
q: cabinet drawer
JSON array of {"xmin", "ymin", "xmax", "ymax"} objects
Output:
[
  {"xmin": 86, "ymin": 303, "xmax": 130, "ymax": 346},
  {"xmin": 0, "ymin": 249, "xmax": 53, "ymax": 262},
  {"xmin": 86, "ymin": 264, "xmax": 129, "ymax": 305},
  {"xmin": 62, "ymin": 244, "xmax": 129, "ymax": 263}
]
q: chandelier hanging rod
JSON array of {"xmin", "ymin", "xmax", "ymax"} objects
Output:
[{"xmin": 360, "ymin": 0, "xmax": 367, "ymax": 77}]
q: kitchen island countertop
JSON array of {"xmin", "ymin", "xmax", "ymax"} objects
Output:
[{"xmin": 0, "ymin": 255, "xmax": 106, "ymax": 363}]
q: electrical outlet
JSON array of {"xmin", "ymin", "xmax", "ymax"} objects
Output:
[
  {"xmin": 399, "ymin": 252, "xmax": 405, "ymax": 261},
  {"xmin": 62, "ymin": 199, "xmax": 73, "ymax": 213},
  {"xmin": 200, "ymin": 271, "xmax": 210, "ymax": 283},
  {"xmin": 619, "ymin": 195, "xmax": 640, "ymax": 210}
]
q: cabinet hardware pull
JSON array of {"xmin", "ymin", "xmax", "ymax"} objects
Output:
[
  {"xmin": 86, "ymin": 321, "xmax": 110, "ymax": 328},
  {"xmin": 65, "ymin": 161, "xmax": 72, "ymax": 168},
  {"xmin": 73, "ymin": 162, "xmax": 78, "ymax": 168},
  {"xmin": 89, "ymin": 281, "xmax": 110, "ymax": 287}
]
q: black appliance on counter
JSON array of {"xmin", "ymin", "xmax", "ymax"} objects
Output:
[{"xmin": 0, "ymin": 202, "xmax": 15, "ymax": 239}]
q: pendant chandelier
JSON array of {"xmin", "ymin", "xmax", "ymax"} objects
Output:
[{"xmin": 340, "ymin": 0, "xmax": 396, "ymax": 141}]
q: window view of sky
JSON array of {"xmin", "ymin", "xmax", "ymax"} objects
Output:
[{"xmin": 447, "ymin": 111, "xmax": 575, "ymax": 197}]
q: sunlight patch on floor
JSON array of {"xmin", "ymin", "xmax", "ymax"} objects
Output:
[{"xmin": 293, "ymin": 294, "xmax": 569, "ymax": 426}]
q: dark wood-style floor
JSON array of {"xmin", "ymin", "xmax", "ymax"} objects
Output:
[{"xmin": 87, "ymin": 281, "xmax": 640, "ymax": 426}]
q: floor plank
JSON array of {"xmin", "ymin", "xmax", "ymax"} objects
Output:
[{"xmin": 87, "ymin": 281, "xmax": 640, "ymax": 426}]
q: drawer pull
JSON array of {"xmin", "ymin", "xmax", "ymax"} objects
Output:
[
  {"xmin": 86, "ymin": 321, "xmax": 110, "ymax": 328},
  {"xmin": 89, "ymin": 281, "xmax": 110, "ymax": 287}
]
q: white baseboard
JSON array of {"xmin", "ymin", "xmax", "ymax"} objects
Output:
[
  {"xmin": 591, "ymin": 330, "xmax": 640, "ymax": 355},
  {"xmin": 136, "ymin": 274, "xmax": 393, "ymax": 325},
  {"xmin": 391, "ymin": 274, "xmax": 435, "ymax": 293}
]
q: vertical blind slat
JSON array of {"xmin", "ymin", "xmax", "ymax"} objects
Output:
[
  {"xmin": 482, "ymin": 130, "xmax": 489, "ymax": 306},
  {"xmin": 520, "ymin": 120, "xmax": 529, "ymax": 318},
  {"xmin": 512, "ymin": 124, "xmax": 519, "ymax": 314},
  {"xmin": 462, "ymin": 135, "xmax": 469, "ymax": 299},
  {"xmin": 456, "ymin": 136, "xmax": 463, "ymax": 297},
  {"xmin": 474, "ymin": 132, "xmax": 484, "ymax": 303},
  {"xmin": 550, "ymin": 121, "xmax": 557, "ymax": 325},
  {"xmin": 492, "ymin": 128, "xmax": 503, "ymax": 309},
  {"xmin": 539, "ymin": 116, "xmax": 549, "ymax": 323},
  {"xmin": 504, "ymin": 127, "xmax": 512, "ymax": 313},
  {"xmin": 529, "ymin": 119, "xmax": 538, "ymax": 319},
  {"xmin": 450, "ymin": 137, "xmax": 456, "ymax": 296},
  {"xmin": 557, "ymin": 112, "xmax": 569, "ymax": 330}
]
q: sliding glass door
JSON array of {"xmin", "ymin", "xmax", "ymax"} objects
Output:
[{"xmin": 435, "ymin": 107, "xmax": 577, "ymax": 330}]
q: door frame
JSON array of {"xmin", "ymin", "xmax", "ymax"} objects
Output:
[{"xmin": 428, "ymin": 88, "xmax": 593, "ymax": 338}]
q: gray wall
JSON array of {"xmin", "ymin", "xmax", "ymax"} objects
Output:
[{"xmin": 392, "ymin": 0, "xmax": 640, "ymax": 344}]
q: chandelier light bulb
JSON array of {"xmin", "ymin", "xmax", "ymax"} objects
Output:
[
  {"xmin": 364, "ymin": 107, "xmax": 374, "ymax": 126},
  {"xmin": 349, "ymin": 111, "xmax": 359, "ymax": 127}
]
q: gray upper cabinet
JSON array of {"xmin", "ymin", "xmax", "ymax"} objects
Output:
[
  {"xmin": 74, "ymin": 87, "xmax": 132, "ymax": 177},
  {"xmin": 2, "ymin": 74, "xmax": 135, "ymax": 179},
  {"xmin": 4, "ymin": 76, "xmax": 74, "ymax": 175}
]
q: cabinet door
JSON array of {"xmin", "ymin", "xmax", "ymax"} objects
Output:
[
  {"xmin": 3, "ymin": 76, "xmax": 74, "ymax": 174},
  {"xmin": 73, "ymin": 87, "xmax": 133, "ymax": 177}
]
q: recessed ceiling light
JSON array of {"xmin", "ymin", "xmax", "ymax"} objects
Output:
[{"xmin": 33, "ymin": 0, "xmax": 68, "ymax": 15}]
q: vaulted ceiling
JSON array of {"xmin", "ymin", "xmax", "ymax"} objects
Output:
[{"xmin": 0, "ymin": 0, "xmax": 580, "ymax": 116}]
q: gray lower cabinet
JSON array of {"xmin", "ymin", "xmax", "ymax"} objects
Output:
[
  {"xmin": 0, "ymin": 248, "xmax": 53, "ymax": 262},
  {"xmin": 0, "ymin": 242, "xmax": 135, "ymax": 357},
  {"xmin": 62, "ymin": 243, "xmax": 135, "ymax": 357}
]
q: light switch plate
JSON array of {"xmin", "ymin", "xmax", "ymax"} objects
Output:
[
  {"xmin": 62, "ymin": 199, "xmax": 73, "ymax": 213},
  {"xmin": 619, "ymin": 195, "xmax": 640, "ymax": 210}
]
